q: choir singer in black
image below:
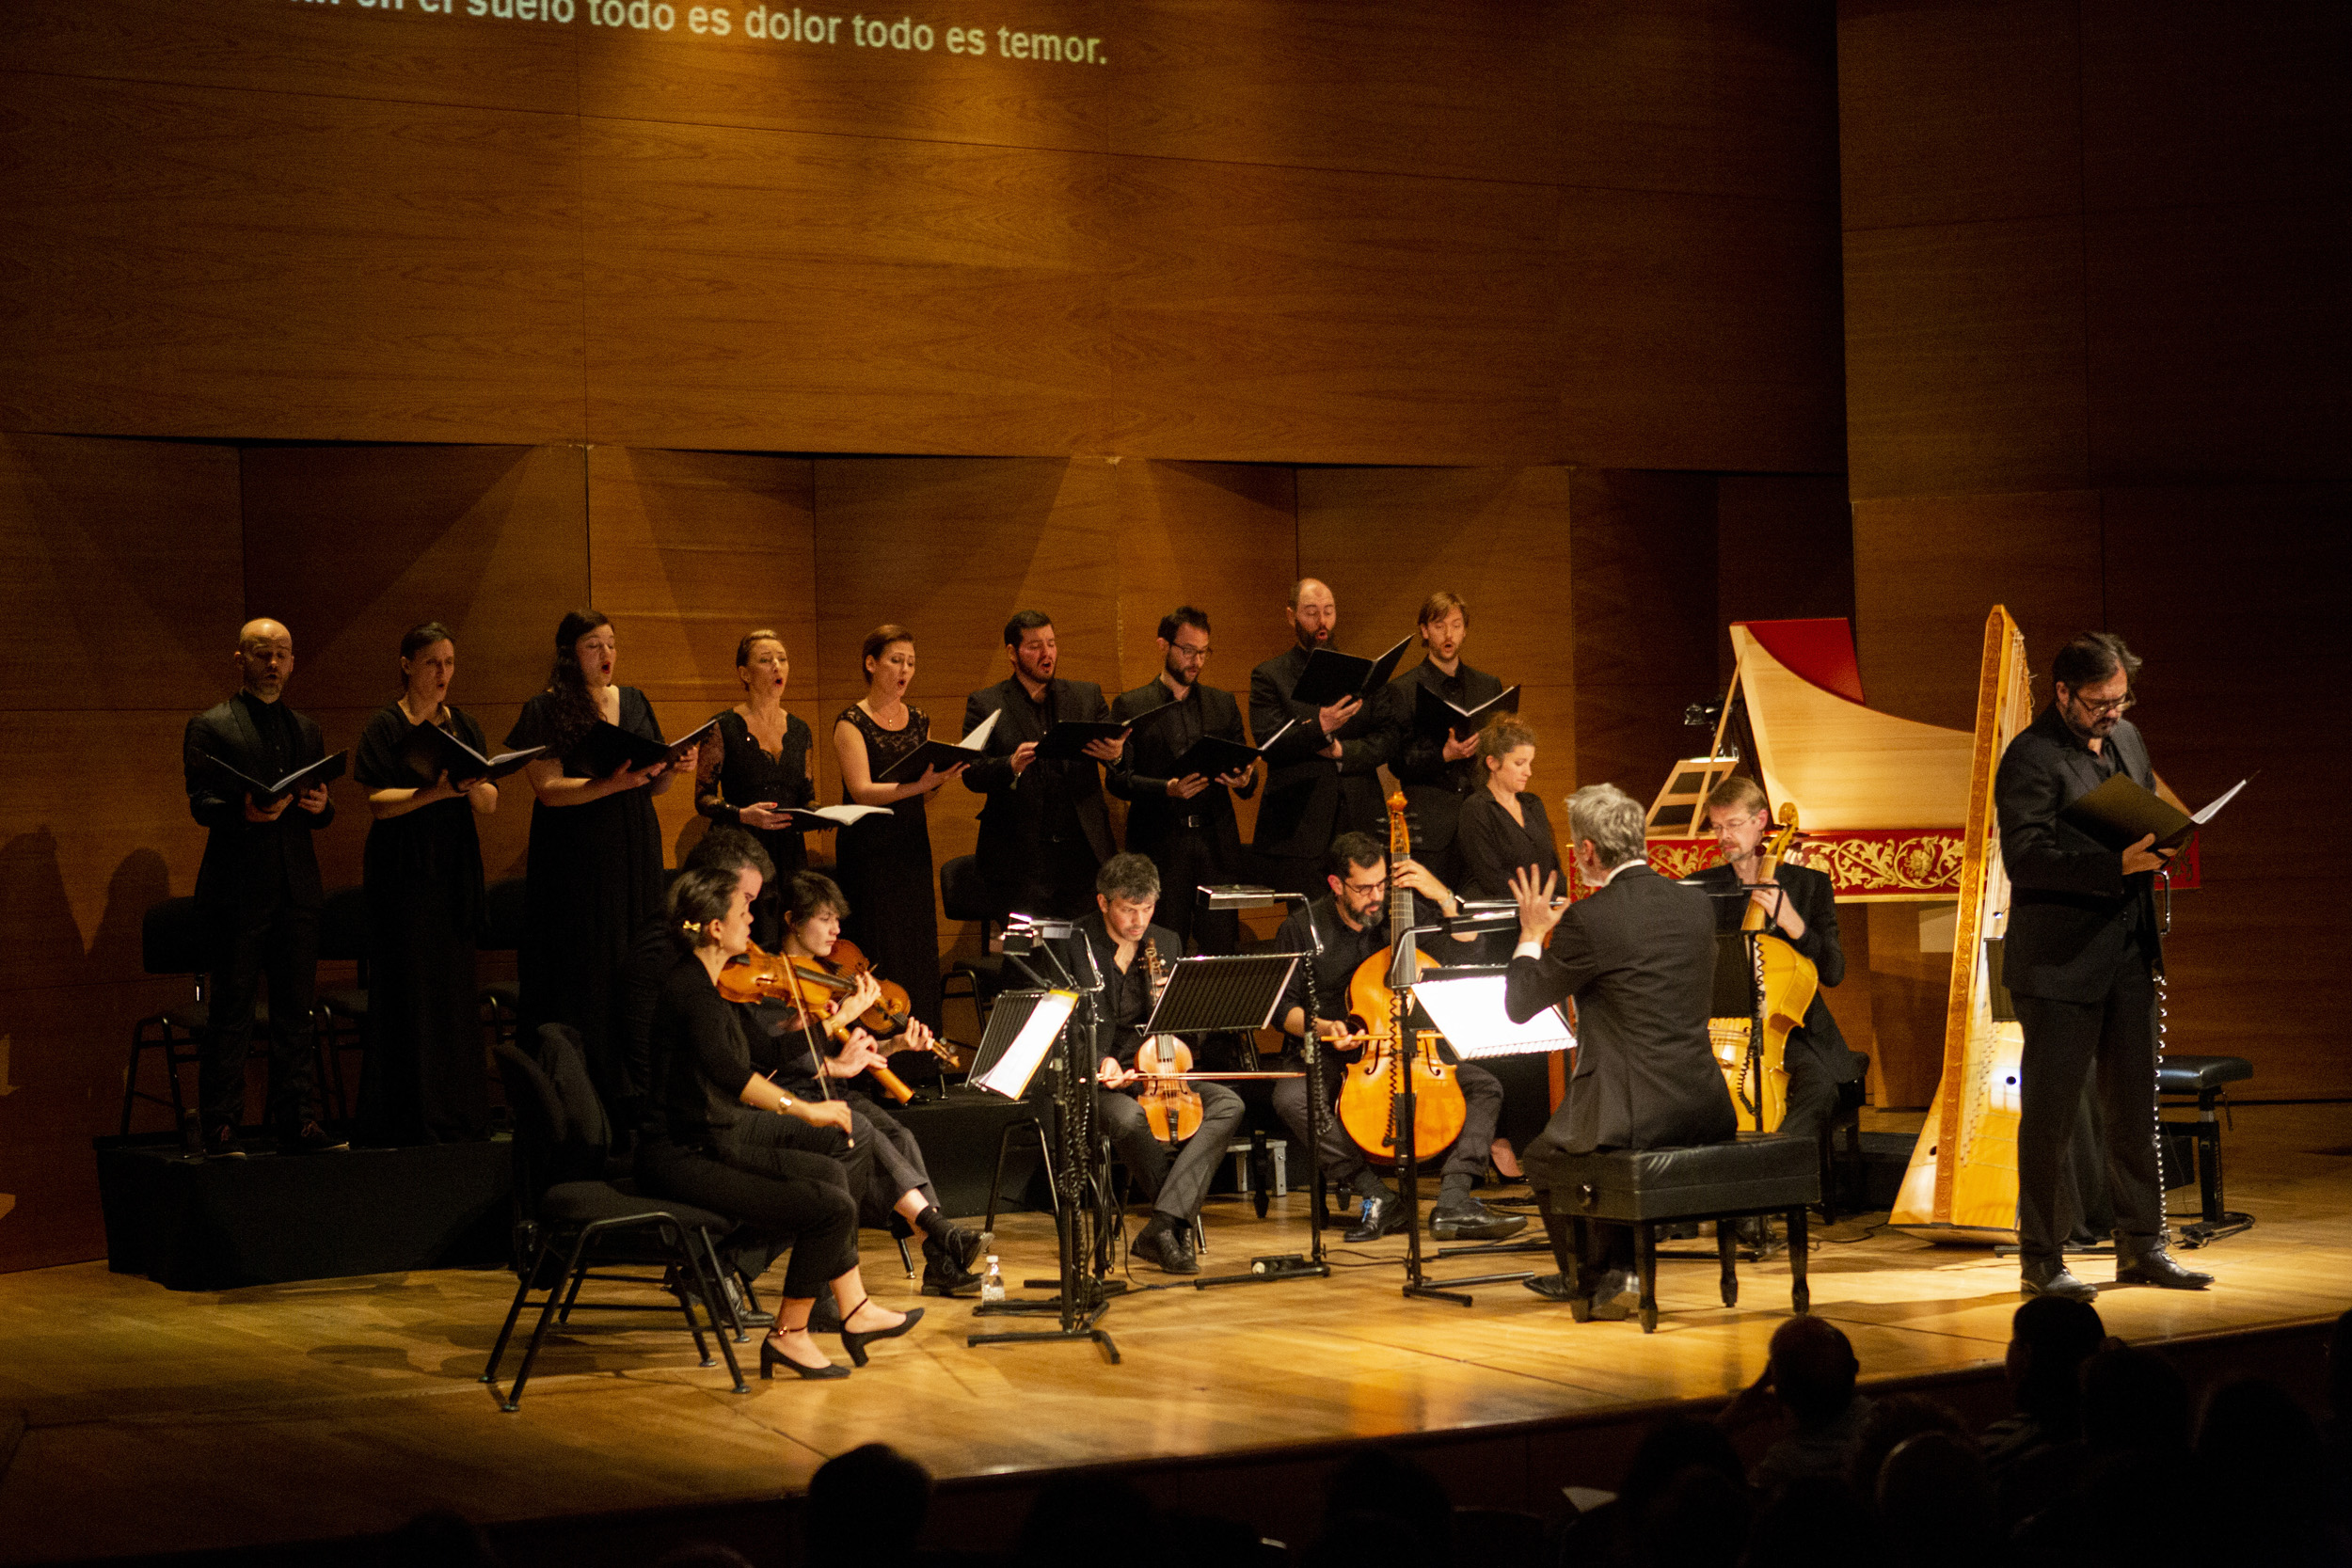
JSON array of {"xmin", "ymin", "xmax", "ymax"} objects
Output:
[
  {"xmin": 1107, "ymin": 606, "xmax": 1257, "ymax": 955},
  {"xmin": 962, "ymin": 610, "xmax": 1120, "ymax": 921},
  {"xmin": 1507, "ymin": 784, "xmax": 1734, "ymax": 1316},
  {"xmin": 1248, "ymin": 578, "xmax": 1391, "ymax": 896},
  {"xmin": 1375, "ymin": 590, "xmax": 1505, "ymax": 887},
  {"xmin": 1997, "ymin": 633, "xmax": 2211, "ymax": 1302},
  {"xmin": 181, "ymin": 617, "xmax": 343, "ymax": 1157}
]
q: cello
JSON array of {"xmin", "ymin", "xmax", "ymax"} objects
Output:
[
  {"xmin": 1336, "ymin": 791, "xmax": 1468, "ymax": 1164},
  {"xmin": 1707, "ymin": 800, "xmax": 1820, "ymax": 1132}
]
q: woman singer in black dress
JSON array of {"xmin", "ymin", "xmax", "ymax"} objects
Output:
[
  {"xmin": 640, "ymin": 868, "xmax": 922, "ymax": 1380},
  {"xmin": 507, "ymin": 610, "xmax": 696, "ymax": 1118},
  {"xmin": 831, "ymin": 625, "xmax": 965, "ymax": 1033},
  {"xmin": 354, "ymin": 622, "xmax": 496, "ymax": 1144},
  {"xmin": 1454, "ymin": 713, "xmax": 1559, "ymax": 1175},
  {"xmin": 695, "ymin": 628, "xmax": 819, "ymax": 949}
]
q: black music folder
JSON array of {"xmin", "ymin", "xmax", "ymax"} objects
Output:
[
  {"xmin": 573, "ymin": 716, "xmax": 721, "ymax": 780},
  {"xmin": 2061, "ymin": 773, "xmax": 2248, "ymax": 852},
  {"xmin": 876, "ymin": 708, "xmax": 1000, "ymax": 784},
  {"xmin": 1032, "ymin": 717, "xmax": 1135, "ymax": 761},
  {"xmin": 1416, "ymin": 682, "xmax": 1520, "ymax": 741},
  {"xmin": 398, "ymin": 723, "xmax": 544, "ymax": 785},
  {"xmin": 198, "ymin": 750, "xmax": 347, "ymax": 804},
  {"xmin": 1287, "ymin": 636, "xmax": 1413, "ymax": 707},
  {"xmin": 1167, "ymin": 719, "xmax": 1295, "ymax": 781}
]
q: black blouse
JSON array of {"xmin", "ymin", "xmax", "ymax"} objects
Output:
[
  {"xmin": 696, "ymin": 707, "xmax": 818, "ymax": 874},
  {"xmin": 650, "ymin": 951, "xmax": 759, "ymax": 1149},
  {"xmin": 353, "ymin": 702, "xmax": 488, "ymax": 931},
  {"xmin": 1456, "ymin": 788, "xmax": 1561, "ymax": 901}
]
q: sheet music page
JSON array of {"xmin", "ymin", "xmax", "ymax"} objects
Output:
[
  {"xmin": 1413, "ymin": 971, "xmax": 1576, "ymax": 1058},
  {"xmin": 973, "ymin": 990, "xmax": 1077, "ymax": 1099}
]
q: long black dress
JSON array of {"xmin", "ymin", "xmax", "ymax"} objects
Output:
[
  {"xmin": 695, "ymin": 707, "xmax": 816, "ymax": 947},
  {"xmin": 353, "ymin": 703, "xmax": 490, "ymax": 1145},
  {"xmin": 507, "ymin": 686, "xmax": 667, "ymax": 1117},
  {"xmin": 1454, "ymin": 786, "xmax": 1564, "ymax": 1149},
  {"xmin": 833, "ymin": 703, "xmax": 944, "ymax": 1032}
]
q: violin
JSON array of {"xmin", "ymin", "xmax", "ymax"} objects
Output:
[
  {"xmin": 1335, "ymin": 791, "xmax": 1468, "ymax": 1164},
  {"xmin": 714, "ymin": 940, "xmax": 946, "ymax": 1103},
  {"xmin": 1134, "ymin": 941, "xmax": 1204, "ymax": 1146}
]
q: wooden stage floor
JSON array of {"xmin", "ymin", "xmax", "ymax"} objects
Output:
[{"xmin": 3, "ymin": 1103, "xmax": 2349, "ymax": 1565}]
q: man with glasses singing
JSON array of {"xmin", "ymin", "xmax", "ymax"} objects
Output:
[
  {"xmin": 1109, "ymin": 606, "xmax": 1259, "ymax": 955},
  {"xmin": 1268, "ymin": 832, "xmax": 1524, "ymax": 1243},
  {"xmin": 1996, "ymin": 632, "xmax": 2212, "ymax": 1302}
]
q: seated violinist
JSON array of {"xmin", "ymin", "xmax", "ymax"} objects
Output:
[
  {"xmin": 1057, "ymin": 853, "xmax": 1244, "ymax": 1275},
  {"xmin": 771, "ymin": 870, "xmax": 987, "ymax": 1298}
]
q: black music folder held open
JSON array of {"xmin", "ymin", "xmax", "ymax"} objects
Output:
[
  {"xmin": 1287, "ymin": 636, "xmax": 1413, "ymax": 707},
  {"xmin": 876, "ymin": 707, "xmax": 1000, "ymax": 784},
  {"xmin": 573, "ymin": 716, "xmax": 721, "ymax": 780},
  {"xmin": 1033, "ymin": 717, "xmax": 1135, "ymax": 761},
  {"xmin": 2061, "ymin": 773, "xmax": 2249, "ymax": 852},
  {"xmin": 1166, "ymin": 718, "xmax": 1295, "ymax": 781},
  {"xmin": 398, "ymin": 723, "xmax": 544, "ymax": 785},
  {"xmin": 1416, "ymin": 682, "xmax": 1520, "ymax": 741},
  {"xmin": 198, "ymin": 749, "xmax": 348, "ymax": 804}
]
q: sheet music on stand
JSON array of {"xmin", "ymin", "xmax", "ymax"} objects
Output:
[
  {"xmin": 1141, "ymin": 952, "xmax": 1301, "ymax": 1037},
  {"xmin": 1411, "ymin": 967, "xmax": 1576, "ymax": 1059},
  {"xmin": 968, "ymin": 989, "xmax": 1078, "ymax": 1100}
]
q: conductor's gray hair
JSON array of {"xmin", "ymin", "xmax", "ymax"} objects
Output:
[{"xmin": 1565, "ymin": 784, "xmax": 1647, "ymax": 871}]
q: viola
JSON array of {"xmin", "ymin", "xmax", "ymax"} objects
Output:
[
  {"xmin": 1134, "ymin": 941, "xmax": 1204, "ymax": 1146},
  {"xmin": 715, "ymin": 940, "xmax": 932, "ymax": 1102},
  {"xmin": 1335, "ymin": 791, "xmax": 1468, "ymax": 1164}
]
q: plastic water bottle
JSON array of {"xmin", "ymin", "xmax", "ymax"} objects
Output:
[{"xmin": 979, "ymin": 1255, "xmax": 1007, "ymax": 1304}]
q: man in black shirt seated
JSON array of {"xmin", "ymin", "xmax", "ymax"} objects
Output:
[
  {"xmin": 1269, "ymin": 833, "xmax": 1526, "ymax": 1243},
  {"xmin": 1059, "ymin": 853, "xmax": 1245, "ymax": 1275}
]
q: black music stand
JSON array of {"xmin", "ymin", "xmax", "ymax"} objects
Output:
[
  {"xmin": 966, "ymin": 920, "xmax": 1123, "ymax": 1363},
  {"xmin": 1198, "ymin": 886, "xmax": 1343, "ymax": 1275}
]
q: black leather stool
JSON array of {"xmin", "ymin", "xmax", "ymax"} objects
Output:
[
  {"xmin": 1529, "ymin": 1132, "xmax": 1820, "ymax": 1332},
  {"xmin": 2155, "ymin": 1053, "xmax": 2253, "ymax": 1227}
]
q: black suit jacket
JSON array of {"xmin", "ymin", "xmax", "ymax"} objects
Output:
[
  {"xmin": 1507, "ymin": 864, "xmax": 1735, "ymax": 1154},
  {"xmin": 1690, "ymin": 861, "xmax": 1854, "ymax": 1082},
  {"xmin": 1995, "ymin": 702, "xmax": 2164, "ymax": 1003},
  {"xmin": 183, "ymin": 692, "xmax": 335, "ymax": 926},
  {"xmin": 1376, "ymin": 657, "xmax": 1505, "ymax": 867},
  {"xmin": 961, "ymin": 675, "xmax": 1118, "ymax": 895},
  {"xmin": 1106, "ymin": 679, "xmax": 1256, "ymax": 867},
  {"xmin": 1248, "ymin": 645, "xmax": 1391, "ymax": 860}
]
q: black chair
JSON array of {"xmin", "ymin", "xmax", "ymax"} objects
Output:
[
  {"xmin": 939, "ymin": 854, "xmax": 1007, "ymax": 1046},
  {"xmin": 312, "ymin": 884, "xmax": 371, "ymax": 1122},
  {"xmin": 480, "ymin": 1031, "xmax": 749, "ymax": 1410},
  {"xmin": 478, "ymin": 876, "xmax": 528, "ymax": 1047},
  {"xmin": 2157, "ymin": 1053, "xmax": 2255, "ymax": 1230},
  {"xmin": 120, "ymin": 896, "xmax": 215, "ymax": 1135}
]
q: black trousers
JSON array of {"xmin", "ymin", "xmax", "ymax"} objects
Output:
[
  {"xmin": 1141, "ymin": 828, "xmax": 1241, "ymax": 955},
  {"xmin": 640, "ymin": 1132, "xmax": 861, "ymax": 1301},
  {"xmin": 845, "ymin": 1100, "xmax": 938, "ymax": 1228},
  {"xmin": 201, "ymin": 895, "xmax": 322, "ymax": 1133},
  {"xmin": 1775, "ymin": 1047, "xmax": 1846, "ymax": 1145},
  {"xmin": 1098, "ymin": 1081, "xmax": 1245, "ymax": 1223},
  {"xmin": 2012, "ymin": 961, "xmax": 2165, "ymax": 1262},
  {"xmin": 1271, "ymin": 1058, "xmax": 1505, "ymax": 1194}
]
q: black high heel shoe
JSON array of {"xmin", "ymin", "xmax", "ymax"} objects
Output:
[
  {"xmin": 836, "ymin": 1300, "xmax": 923, "ymax": 1368},
  {"xmin": 760, "ymin": 1330, "xmax": 850, "ymax": 1381}
]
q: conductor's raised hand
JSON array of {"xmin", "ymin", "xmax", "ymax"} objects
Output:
[
  {"xmin": 1509, "ymin": 863, "xmax": 1565, "ymax": 943},
  {"xmin": 2122, "ymin": 832, "xmax": 2176, "ymax": 877}
]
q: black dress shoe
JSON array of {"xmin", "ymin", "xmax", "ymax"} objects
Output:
[
  {"xmin": 2021, "ymin": 1258, "xmax": 2098, "ymax": 1301},
  {"xmin": 1523, "ymin": 1272, "xmax": 1581, "ymax": 1302},
  {"xmin": 2115, "ymin": 1243, "xmax": 2214, "ymax": 1291},
  {"xmin": 281, "ymin": 1121, "xmax": 349, "ymax": 1155},
  {"xmin": 920, "ymin": 1233, "xmax": 982, "ymax": 1297},
  {"xmin": 206, "ymin": 1125, "xmax": 247, "ymax": 1161},
  {"xmin": 1580, "ymin": 1267, "xmax": 1637, "ymax": 1321},
  {"xmin": 1344, "ymin": 1195, "xmax": 1411, "ymax": 1243},
  {"xmin": 1134, "ymin": 1220, "xmax": 1200, "ymax": 1275},
  {"xmin": 1430, "ymin": 1198, "xmax": 1529, "ymax": 1242}
]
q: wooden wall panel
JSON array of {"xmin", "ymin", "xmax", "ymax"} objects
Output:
[
  {"xmin": 0, "ymin": 74, "xmax": 586, "ymax": 444},
  {"xmin": 1566, "ymin": 470, "xmax": 1717, "ymax": 801},
  {"xmin": 2100, "ymin": 483, "xmax": 2352, "ymax": 1097},
  {"xmin": 1714, "ymin": 473, "xmax": 1855, "ymax": 689},
  {"xmin": 2085, "ymin": 201, "xmax": 2352, "ymax": 485},
  {"xmin": 1850, "ymin": 490, "xmax": 2103, "ymax": 731},
  {"xmin": 1110, "ymin": 160, "xmax": 1560, "ymax": 466},
  {"xmin": 581, "ymin": 120, "xmax": 1110, "ymax": 458},
  {"xmin": 241, "ymin": 446, "xmax": 592, "ymax": 711},
  {"xmin": 5, "ymin": 0, "xmax": 580, "ymax": 115},
  {"xmin": 1556, "ymin": 1, "xmax": 1838, "ymax": 204},
  {"xmin": 1111, "ymin": 0, "xmax": 1564, "ymax": 184},
  {"xmin": 1842, "ymin": 217, "xmax": 2090, "ymax": 500},
  {"xmin": 1558, "ymin": 188, "xmax": 1846, "ymax": 474},
  {"xmin": 0, "ymin": 436, "xmax": 243, "ymax": 714},
  {"xmin": 1837, "ymin": 0, "xmax": 2082, "ymax": 230}
]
